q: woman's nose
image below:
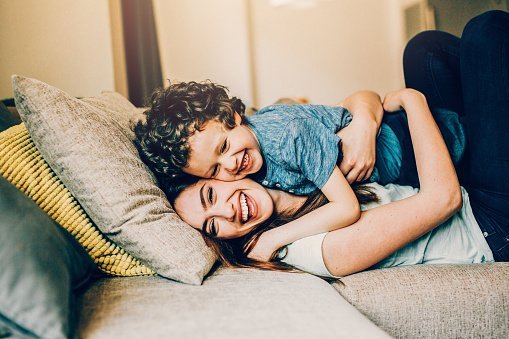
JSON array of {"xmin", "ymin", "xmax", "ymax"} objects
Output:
[{"xmin": 215, "ymin": 202, "xmax": 235, "ymax": 221}]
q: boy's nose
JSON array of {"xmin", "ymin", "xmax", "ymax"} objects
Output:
[{"xmin": 222, "ymin": 155, "xmax": 238, "ymax": 174}]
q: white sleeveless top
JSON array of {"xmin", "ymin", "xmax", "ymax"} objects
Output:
[{"xmin": 281, "ymin": 183, "xmax": 494, "ymax": 278}]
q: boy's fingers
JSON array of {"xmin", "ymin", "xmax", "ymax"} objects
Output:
[
  {"xmin": 355, "ymin": 169, "xmax": 367, "ymax": 183},
  {"xmin": 362, "ymin": 168, "xmax": 373, "ymax": 182},
  {"xmin": 339, "ymin": 161, "xmax": 353, "ymax": 176},
  {"xmin": 346, "ymin": 168, "xmax": 361, "ymax": 183}
]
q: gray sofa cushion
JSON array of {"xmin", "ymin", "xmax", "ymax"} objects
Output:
[
  {"xmin": 0, "ymin": 176, "xmax": 97, "ymax": 339},
  {"xmin": 78, "ymin": 267, "xmax": 390, "ymax": 339},
  {"xmin": 12, "ymin": 75, "xmax": 216, "ymax": 284},
  {"xmin": 333, "ymin": 263, "xmax": 509, "ymax": 339}
]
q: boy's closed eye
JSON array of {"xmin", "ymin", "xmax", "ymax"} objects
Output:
[
  {"xmin": 211, "ymin": 138, "xmax": 229, "ymax": 178},
  {"xmin": 211, "ymin": 165, "xmax": 219, "ymax": 178}
]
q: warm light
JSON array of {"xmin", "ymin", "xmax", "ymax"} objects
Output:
[{"xmin": 269, "ymin": 0, "xmax": 331, "ymax": 10}]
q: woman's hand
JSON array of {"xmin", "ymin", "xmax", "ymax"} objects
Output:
[{"xmin": 247, "ymin": 231, "xmax": 281, "ymax": 262}]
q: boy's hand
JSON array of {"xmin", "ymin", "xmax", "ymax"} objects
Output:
[
  {"xmin": 336, "ymin": 116, "xmax": 377, "ymax": 183},
  {"xmin": 247, "ymin": 231, "xmax": 281, "ymax": 262},
  {"xmin": 382, "ymin": 89, "xmax": 405, "ymax": 112},
  {"xmin": 383, "ymin": 88, "xmax": 424, "ymax": 112}
]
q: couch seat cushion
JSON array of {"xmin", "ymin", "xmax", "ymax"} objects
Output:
[
  {"xmin": 78, "ymin": 267, "xmax": 390, "ymax": 339},
  {"xmin": 333, "ymin": 263, "xmax": 509, "ymax": 339}
]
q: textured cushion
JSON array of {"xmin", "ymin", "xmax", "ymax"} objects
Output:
[
  {"xmin": 332, "ymin": 263, "xmax": 509, "ymax": 339},
  {"xmin": 78, "ymin": 267, "xmax": 390, "ymax": 339},
  {"xmin": 12, "ymin": 75, "xmax": 215, "ymax": 284},
  {"xmin": 0, "ymin": 123, "xmax": 153, "ymax": 276},
  {"xmin": 0, "ymin": 176, "xmax": 97, "ymax": 339}
]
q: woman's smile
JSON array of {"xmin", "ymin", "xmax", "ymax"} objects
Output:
[
  {"xmin": 239, "ymin": 191, "xmax": 257, "ymax": 223},
  {"xmin": 174, "ymin": 178, "xmax": 274, "ymax": 239}
]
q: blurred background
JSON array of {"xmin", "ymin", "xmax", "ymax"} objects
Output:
[{"xmin": 1, "ymin": 0, "xmax": 508, "ymax": 108}]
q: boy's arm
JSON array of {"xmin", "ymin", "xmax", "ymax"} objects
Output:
[
  {"xmin": 248, "ymin": 166, "xmax": 360, "ymax": 261},
  {"xmin": 337, "ymin": 90, "xmax": 384, "ymax": 183}
]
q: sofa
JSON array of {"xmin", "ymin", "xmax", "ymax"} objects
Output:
[
  {"xmin": 73, "ymin": 263, "xmax": 508, "ymax": 339},
  {"xmin": 0, "ymin": 76, "xmax": 507, "ymax": 339}
]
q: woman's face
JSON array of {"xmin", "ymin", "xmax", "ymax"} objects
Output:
[{"xmin": 174, "ymin": 178, "xmax": 275, "ymax": 239}]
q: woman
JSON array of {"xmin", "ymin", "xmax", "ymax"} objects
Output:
[{"xmin": 167, "ymin": 10, "xmax": 508, "ymax": 277}]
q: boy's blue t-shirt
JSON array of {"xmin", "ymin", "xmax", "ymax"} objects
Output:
[{"xmin": 245, "ymin": 104, "xmax": 402, "ymax": 195}]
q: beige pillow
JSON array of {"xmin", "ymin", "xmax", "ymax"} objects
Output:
[{"xmin": 12, "ymin": 75, "xmax": 216, "ymax": 284}]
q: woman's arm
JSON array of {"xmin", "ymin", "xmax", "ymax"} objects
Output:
[
  {"xmin": 336, "ymin": 90, "xmax": 384, "ymax": 183},
  {"xmin": 322, "ymin": 89, "xmax": 462, "ymax": 276},
  {"xmin": 248, "ymin": 166, "xmax": 360, "ymax": 262}
]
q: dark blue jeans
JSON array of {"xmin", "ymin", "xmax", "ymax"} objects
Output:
[{"xmin": 403, "ymin": 10, "xmax": 509, "ymax": 261}]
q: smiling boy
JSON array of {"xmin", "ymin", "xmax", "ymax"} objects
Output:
[{"xmin": 134, "ymin": 81, "xmax": 402, "ymax": 189}]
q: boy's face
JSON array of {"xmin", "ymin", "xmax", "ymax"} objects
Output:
[{"xmin": 184, "ymin": 113, "xmax": 263, "ymax": 181}]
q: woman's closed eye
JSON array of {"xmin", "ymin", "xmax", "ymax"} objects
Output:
[
  {"xmin": 207, "ymin": 186, "xmax": 215, "ymax": 204},
  {"xmin": 208, "ymin": 218, "xmax": 218, "ymax": 237},
  {"xmin": 206, "ymin": 186, "xmax": 218, "ymax": 237}
]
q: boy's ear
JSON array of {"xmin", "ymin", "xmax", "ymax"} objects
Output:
[{"xmin": 234, "ymin": 111, "xmax": 242, "ymax": 126}]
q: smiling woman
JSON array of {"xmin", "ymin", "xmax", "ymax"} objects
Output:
[
  {"xmin": 165, "ymin": 11, "xmax": 509, "ymax": 278},
  {"xmin": 163, "ymin": 173, "xmax": 377, "ymax": 272},
  {"xmin": 172, "ymin": 178, "xmax": 297, "ymax": 239},
  {"xmin": 168, "ymin": 87, "xmax": 494, "ymax": 278},
  {"xmin": 163, "ymin": 174, "xmax": 315, "ymax": 270}
]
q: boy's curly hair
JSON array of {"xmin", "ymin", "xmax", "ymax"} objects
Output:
[{"xmin": 133, "ymin": 81, "xmax": 246, "ymax": 177}]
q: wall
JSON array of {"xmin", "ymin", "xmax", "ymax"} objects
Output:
[
  {"xmin": 152, "ymin": 0, "xmax": 253, "ymax": 106},
  {"xmin": 428, "ymin": 0, "xmax": 508, "ymax": 36},
  {"xmin": 249, "ymin": 0, "xmax": 403, "ymax": 106},
  {"xmin": 0, "ymin": 0, "xmax": 115, "ymax": 99},
  {"xmin": 153, "ymin": 0, "xmax": 406, "ymax": 108}
]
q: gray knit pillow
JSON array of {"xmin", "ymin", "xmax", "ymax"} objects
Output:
[{"xmin": 12, "ymin": 75, "xmax": 215, "ymax": 285}]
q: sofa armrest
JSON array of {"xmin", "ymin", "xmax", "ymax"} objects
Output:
[
  {"xmin": 332, "ymin": 263, "xmax": 509, "ymax": 339},
  {"xmin": 0, "ymin": 99, "xmax": 21, "ymax": 132}
]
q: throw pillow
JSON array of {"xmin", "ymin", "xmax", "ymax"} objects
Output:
[
  {"xmin": 0, "ymin": 176, "xmax": 97, "ymax": 339},
  {"xmin": 12, "ymin": 75, "xmax": 216, "ymax": 285},
  {"xmin": 0, "ymin": 123, "xmax": 154, "ymax": 276}
]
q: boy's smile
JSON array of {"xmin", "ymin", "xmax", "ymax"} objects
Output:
[{"xmin": 185, "ymin": 112, "xmax": 263, "ymax": 181}]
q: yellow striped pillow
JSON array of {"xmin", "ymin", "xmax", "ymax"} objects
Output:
[{"xmin": 0, "ymin": 123, "xmax": 155, "ymax": 276}]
